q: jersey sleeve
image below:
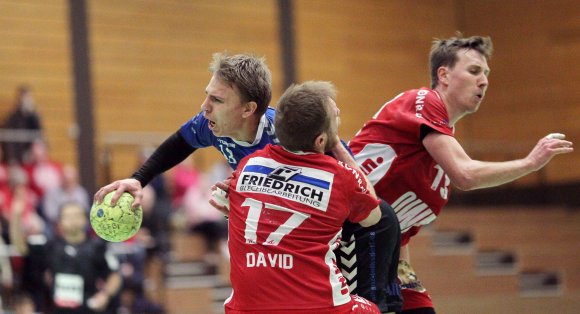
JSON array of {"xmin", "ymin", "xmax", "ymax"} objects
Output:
[
  {"xmin": 341, "ymin": 163, "xmax": 380, "ymax": 223},
  {"xmin": 178, "ymin": 111, "xmax": 216, "ymax": 148},
  {"xmin": 415, "ymin": 89, "xmax": 454, "ymax": 136}
]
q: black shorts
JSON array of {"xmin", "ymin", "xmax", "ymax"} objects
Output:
[{"xmin": 336, "ymin": 200, "xmax": 403, "ymax": 313}]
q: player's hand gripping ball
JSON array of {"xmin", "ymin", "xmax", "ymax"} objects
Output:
[{"xmin": 90, "ymin": 192, "xmax": 143, "ymax": 242}]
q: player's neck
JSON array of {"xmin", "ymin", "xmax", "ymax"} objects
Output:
[
  {"xmin": 236, "ymin": 115, "xmax": 260, "ymax": 143},
  {"xmin": 435, "ymin": 87, "xmax": 462, "ymax": 127}
]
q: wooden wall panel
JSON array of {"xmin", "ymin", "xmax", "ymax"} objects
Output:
[
  {"xmin": 293, "ymin": 0, "xmax": 457, "ymax": 139},
  {"xmin": 0, "ymin": 0, "xmax": 75, "ymax": 165},
  {"xmin": 460, "ymin": 0, "xmax": 580, "ymax": 183},
  {"xmin": 294, "ymin": 0, "xmax": 579, "ymax": 185},
  {"xmin": 1, "ymin": 0, "xmax": 577, "ymax": 188},
  {"xmin": 89, "ymin": 0, "xmax": 282, "ymax": 182}
]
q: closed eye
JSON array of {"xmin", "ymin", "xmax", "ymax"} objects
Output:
[{"xmin": 210, "ymin": 95, "xmax": 224, "ymax": 103}]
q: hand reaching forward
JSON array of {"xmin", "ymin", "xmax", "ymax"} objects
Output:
[
  {"xmin": 526, "ymin": 133, "xmax": 573, "ymax": 171},
  {"xmin": 93, "ymin": 178, "xmax": 143, "ymax": 208},
  {"xmin": 209, "ymin": 178, "xmax": 231, "ymax": 216}
]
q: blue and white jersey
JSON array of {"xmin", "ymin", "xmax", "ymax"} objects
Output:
[{"xmin": 179, "ymin": 107, "xmax": 279, "ymax": 169}]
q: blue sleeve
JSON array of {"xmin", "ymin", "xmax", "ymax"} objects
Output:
[{"xmin": 179, "ymin": 112, "xmax": 215, "ymax": 149}]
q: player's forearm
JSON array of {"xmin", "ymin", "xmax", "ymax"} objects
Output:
[
  {"xmin": 132, "ymin": 131, "xmax": 195, "ymax": 186},
  {"xmin": 453, "ymin": 158, "xmax": 534, "ymax": 190}
]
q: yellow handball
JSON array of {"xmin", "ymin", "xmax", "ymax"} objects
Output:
[{"xmin": 90, "ymin": 192, "xmax": 143, "ymax": 242}]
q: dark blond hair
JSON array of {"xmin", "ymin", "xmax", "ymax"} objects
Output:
[
  {"xmin": 275, "ymin": 81, "xmax": 336, "ymax": 152},
  {"xmin": 209, "ymin": 52, "xmax": 272, "ymax": 116},
  {"xmin": 430, "ymin": 35, "xmax": 493, "ymax": 88}
]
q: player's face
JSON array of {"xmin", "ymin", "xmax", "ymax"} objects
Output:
[
  {"xmin": 443, "ymin": 49, "xmax": 490, "ymax": 114},
  {"xmin": 59, "ymin": 204, "xmax": 87, "ymax": 237},
  {"xmin": 201, "ymin": 75, "xmax": 247, "ymax": 139}
]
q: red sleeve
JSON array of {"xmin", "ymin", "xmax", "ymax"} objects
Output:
[
  {"xmin": 415, "ymin": 89, "xmax": 454, "ymax": 136},
  {"xmin": 340, "ymin": 162, "xmax": 380, "ymax": 223}
]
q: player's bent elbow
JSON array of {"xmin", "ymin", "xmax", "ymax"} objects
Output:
[
  {"xmin": 450, "ymin": 173, "xmax": 478, "ymax": 191},
  {"xmin": 359, "ymin": 207, "xmax": 381, "ymax": 227}
]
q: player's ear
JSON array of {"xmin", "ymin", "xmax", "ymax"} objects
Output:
[
  {"xmin": 437, "ymin": 66, "xmax": 449, "ymax": 86},
  {"xmin": 242, "ymin": 101, "xmax": 258, "ymax": 118},
  {"xmin": 313, "ymin": 133, "xmax": 326, "ymax": 152}
]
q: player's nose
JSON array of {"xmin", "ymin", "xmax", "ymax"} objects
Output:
[{"xmin": 201, "ymin": 97, "xmax": 211, "ymax": 113}]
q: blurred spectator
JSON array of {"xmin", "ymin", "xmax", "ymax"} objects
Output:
[
  {"xmin": 0, "ymin": 146, "xmax": 8, "ymax": 190},
  {"xmin": 139, "ymin": 186, "xmax": 170, "ymax": 260},
  {"xmin": 10, "ymin": 200, "xmax": 121, "ymax": 314},
  {"xmin": 1, "ymin": 166, "xmax": 37, "ymax": 240},
  {"xmin": 168, "ymin": 156, "xmax": 200, "ymax": 210},
  {"xmin": 11, "ymin": 293, "xmax": 35, "ymax": 314},
  {"xmin": 0, "ymin": 223, "xmax": 13, "ymax": 313},
  {"xmin": 182, "ymin": 173, "xmax": 228, "ymax": 263},
  {"xmin": 111, "ymin": 186, "xmax": 165, "ymax": 314},
  {"xmin": 42, "ymin": 164, "xmax": 89, "ymax": 230},
  {"xmin": 0, "ymin": 147, "xmax": 9, "ymax": 227},
  {"xmin": 23, "ymin": 139, "xmax": 63, "ymax": 203},
  {"xmin": 1, "ymin": 85, "xmax": 43, "ymax": 164}
]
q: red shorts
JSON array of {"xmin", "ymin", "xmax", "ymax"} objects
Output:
[{"xmin": 225, "ymin": 295, "xmax": 380, "ymax": 314}]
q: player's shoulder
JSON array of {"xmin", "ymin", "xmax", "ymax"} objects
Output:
[{"xmin": 334, "ymin": 160, "xmax": 366, "ymax": 185}]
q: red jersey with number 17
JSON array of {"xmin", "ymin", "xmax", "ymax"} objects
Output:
[
  {"xmin": 224, "ymin": 144, "xmax": 380, "ymax": 313},
  {"xmin": 349, "ymin": 88, "xmax": 454, "ymax": 246}
]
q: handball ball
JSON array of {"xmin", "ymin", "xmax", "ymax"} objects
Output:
[{"xmin": 90, "ymin": 192, "xmax": 143, "ymax": 242}]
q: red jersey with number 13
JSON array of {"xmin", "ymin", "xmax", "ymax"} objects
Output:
[{"xmin": 349, "ymin": 88, "xmax": 454, "ymax": 246}]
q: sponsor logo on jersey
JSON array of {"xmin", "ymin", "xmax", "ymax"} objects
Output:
[
  {"xmin": 353, "ymin": 143, "xmax": 397, "ymax": 185},
  {"xmin": 238, "ymin": 157, "xmax": 333, "ymax": 211},
  {"xmin": 415, "ymin": 89, "xmax": 429, "ymax": 118},
  {"xmin": 392, "ymin": 191, "xmax": 436, "ymax": 233},
  {"xmin": 216, "ymin": 138, "xmax": 236, "ymax": 148}
]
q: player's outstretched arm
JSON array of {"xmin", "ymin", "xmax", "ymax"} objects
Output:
[
  {"xmin": 94, "ymin": 131, "xmax": 195, "ymax": 208},
  {"xmin": 423, "ymin": 132, "xmax": 573, "ymax": 191},
  {"xmin": 94, "ymin": 178, "xmax": 143, "ymax": 208}
]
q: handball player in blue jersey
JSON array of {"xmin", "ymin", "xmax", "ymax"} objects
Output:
[{"xmin": 94, "ymin": 52, "xmax": 402, "ymax": 313}]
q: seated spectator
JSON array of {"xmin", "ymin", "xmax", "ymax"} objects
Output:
[
  {"xmin": 182, "ymin": 174, "xmax": 228, "ymax": 264},
  {"xmin": 23, "ymin": 139, "xmax": 63, "ymax": 202},
  {"xmin": 168, "ymin": 156, "xmax": 200, "ymax": 210},
  {"xmin": 1, "ymin": 166, "xmax": 37, "ymax": 236},
  {"xmin": 42, "ymin": 164, "xmax": 89, "ymax": 230},
  {"xmin": 1, "ymin": 85, "xmax": 43, "ymax": 165}
]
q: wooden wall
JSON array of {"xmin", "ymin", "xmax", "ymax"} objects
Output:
[
  {"xmin": 89, "ymin": 0, "xmax": 282, "ymax": 183},
  {"xmin": 459, "ymin": 0, "xmax": 580, "ymax": 184},
  {"xmin": 0, "ymin": 0, "xmax": 75, "ymax": 165},
  {"xmin": 293, "ymin": 0, "xmax": 579, "ymax": 185},
  {"xmin": 293, "ymin": 0, "xmax": 457, "ymax": 137},
  {"xmin": 0, "ymin": 0, "xmax": 578, "ymax": 188}
]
